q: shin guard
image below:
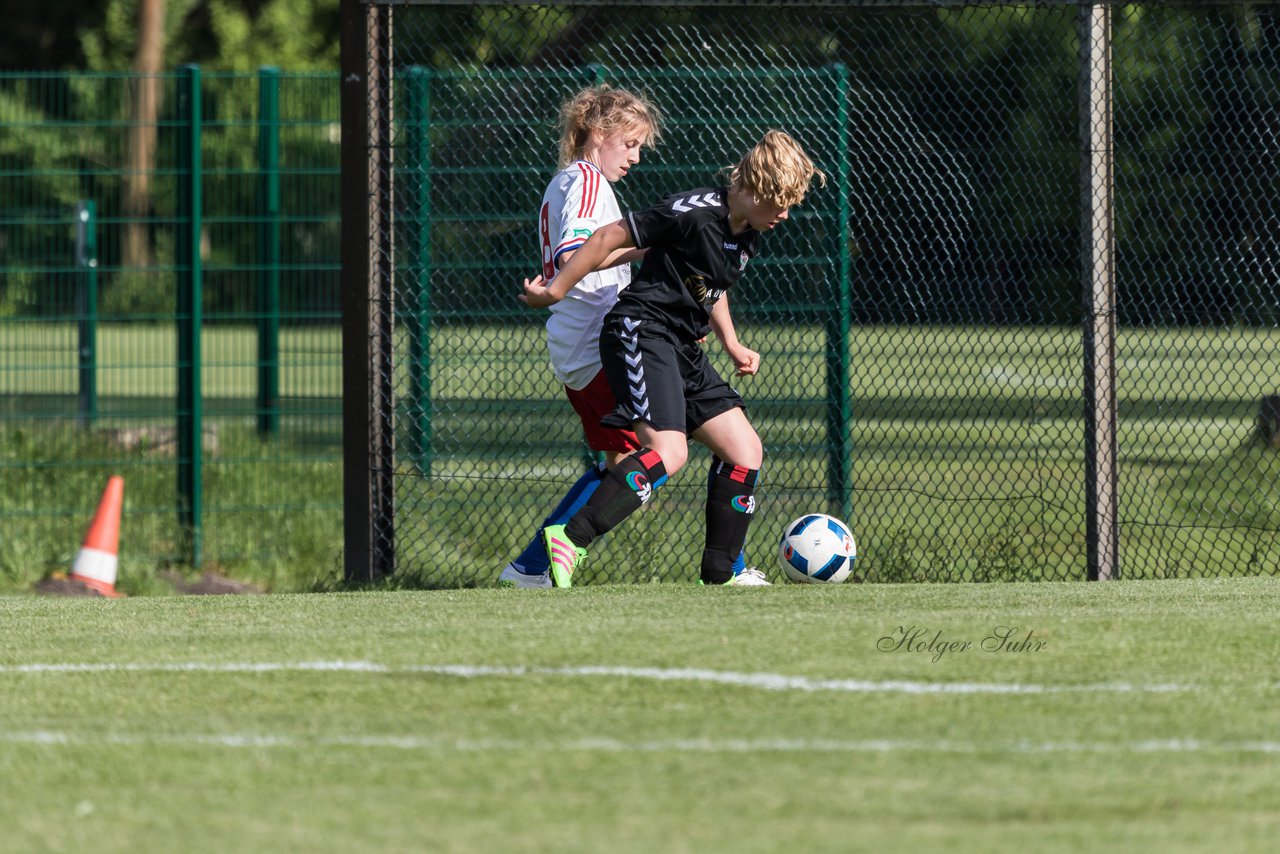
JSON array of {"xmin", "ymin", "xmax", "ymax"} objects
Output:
[
  {"xmin": 565, "ymin": 448, "xmax": 667, "ymax": 547},
  {"xmin": 701, "ymin": 460, "xmax": 759, "ymax": 584}
]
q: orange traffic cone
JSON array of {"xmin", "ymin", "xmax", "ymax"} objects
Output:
[{"xmin": 69, "ymin": 475, "xmax": 124, "ymax": 598}]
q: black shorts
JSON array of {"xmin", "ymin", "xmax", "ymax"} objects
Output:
[{"xmin": 598, "ymin": 315, "xmax": 745, "ymax": 435}]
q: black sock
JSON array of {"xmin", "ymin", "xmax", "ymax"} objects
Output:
[
  {"xmin": 701, "ymin": 459, "xmax": 759, "ymax": 584},
  {"xmin": 565, "ymin": 448, "xmax": 667, "ymax": 547}
]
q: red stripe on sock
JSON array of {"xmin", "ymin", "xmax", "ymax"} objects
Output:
[
  {"xmin": 637, "ymin": 449, "xmax": 663, "ymax": 471},
  {"xmin": 713, "ymin": 460, "xmax": 757, "ymax": 486}
]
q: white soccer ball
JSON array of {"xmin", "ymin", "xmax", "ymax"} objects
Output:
[{"xmin": 777, "ymin": 513, "xmax": 857, "ymax": 584}]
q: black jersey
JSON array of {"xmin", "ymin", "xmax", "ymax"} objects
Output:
[{"xmin": 615, "ymin": 186, "xmax": 760, "ymax": 342}]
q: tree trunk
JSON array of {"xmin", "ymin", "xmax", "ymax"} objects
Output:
[{"xmin": 123, "ymin": 0, "xmax": 166, "ymax": 271}]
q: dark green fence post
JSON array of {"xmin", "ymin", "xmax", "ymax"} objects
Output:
[
  {"xmin": 176, "ymin": 64, "xmax": 204, "ymax": 567},
  {"xmin": 257, "ymin": 66, "xmax": 282, "ymax": 438},
  {"xmin": 826, "ymin": 64, "xmax": 853, "ymax": 520},
  {"xmin": 403, "ymin": 66, "xmax": 433, "ymax": 475},
  {"xmin": 75, "ymin": 200, "xmax": 98, "ymax": 427}
]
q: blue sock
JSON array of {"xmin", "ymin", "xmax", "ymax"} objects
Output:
[
  {"xmin": 732, "ymin": 551, "xmax": 746, "ymax": 575},
  {"xmin": 510, "ymin": 464, "xmax": 606, "ymax": 576}
]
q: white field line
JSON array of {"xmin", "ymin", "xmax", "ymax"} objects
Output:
[
  {"xmin": 3, "ymin": 730, "xmax": 1279, "ymax": 755},
  {"xmin": 0, "ymin": 660, "xmax": 1191, "ymax": 695}
]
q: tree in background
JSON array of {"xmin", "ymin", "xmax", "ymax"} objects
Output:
[
  {"xmin": 123, "ymin": 0, "xmax": 166, "ymax": 271},
  {"xmin": 73, "ymin": 0, "xmax": 338, "ymax": 272},
  {"xmin": 1, "ymin": 1, "xmax": 339, "ymax": 71}
]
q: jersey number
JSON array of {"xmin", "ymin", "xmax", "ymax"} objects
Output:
[{"xmin": 539, "ymin": 202, "xmax": 554, "ymax": 280}]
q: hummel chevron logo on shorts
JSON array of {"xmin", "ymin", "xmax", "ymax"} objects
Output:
[
  {"xmin": 620, "ymin": 318, "xmax": 650, "ymax": 421},
  {"xmin": 670, "ymin": 192, "xmax": 722, "ymax": 213}
]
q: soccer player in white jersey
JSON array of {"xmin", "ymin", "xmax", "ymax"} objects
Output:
[
  {"xmin": 499, "ymin": 85, "xmax": 768, "ymax": 587},
  {"xmin": 522, "ymin": 131, "xmax": 825, "ymax": 588},
  {"xmin": 496, "ymin": 85, "xmax": 656, "ymax": 588}
]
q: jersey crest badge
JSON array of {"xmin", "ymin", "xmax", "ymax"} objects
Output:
[{"xmin": 683, "ymin": 274, "xmax": 708, "ymax": 303}]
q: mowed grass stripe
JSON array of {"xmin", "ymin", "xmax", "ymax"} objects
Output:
[{"xmin": 0, "ymin": 660, "xmax": 1193, "ymax": 693}]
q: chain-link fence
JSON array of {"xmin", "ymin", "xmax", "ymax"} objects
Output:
[
  {"xmin": 341, "ymin": 0, "xmax": 1280, "ymax": 585},
  {"xmin": 0, "ymin": 70, "xmax": 342, "ymax": 585}
]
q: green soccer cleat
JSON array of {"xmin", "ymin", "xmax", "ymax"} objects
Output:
[{"xmin": 543, "ymin": 524, "xmax": 586, "ymax": 589}]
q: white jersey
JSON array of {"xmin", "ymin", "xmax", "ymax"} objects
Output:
[{"xmin": 538, "ymin": 160, "xmax": 629, "ymax": 390}]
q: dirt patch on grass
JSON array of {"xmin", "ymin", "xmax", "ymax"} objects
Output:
[
  {"xmin": 162, "ymin": 570, "xmax": 265, "ymax": 596},
  {"xmin": 35, "ymin": 573, "xmax": 114, "ymax": 597}
]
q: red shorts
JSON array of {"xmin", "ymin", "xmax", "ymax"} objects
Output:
[{"xmin": 566, "ymin": 369, "xmax": 641, "ymax": 453}]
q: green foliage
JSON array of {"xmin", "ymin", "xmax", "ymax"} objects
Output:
[
  {"xmin": 867, "ymin": 527, "xmax": 926, "ymax": 583},
  {"xmin": 78, "ymin": 1, "xmax": 336, "ymax": 72},
  {"xmin": 200, "ymin": 0, "xmax": 339, "ymax": 71},
  {"xmin": 1, "ymin": 66, "xmax": 340, "ymax": 320},
  {"xmin": 0, "ymin": 419, "xmax": 341, "ymax": 594},
  {"xmin": 0, "ymin": 81, "xmax": 97, "ymax": 314},
  {"xmin": 0, "ymin": 273, "xmax": 39, "ymax": 319},
  {"xmin": 100, "ymin": 271, "xmax": 171, "ymax": 317},
  {"xmin": 7, "ymin": 3, "xmax": 1280, "ymax": 325},
  {"xmin": 80, "ymin": 0, "xmax": 203, "ymax": 71}
]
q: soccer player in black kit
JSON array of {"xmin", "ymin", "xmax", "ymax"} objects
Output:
[{"xmin": 521, "ymin": 130, "xmax": 825, "ymax": 587}]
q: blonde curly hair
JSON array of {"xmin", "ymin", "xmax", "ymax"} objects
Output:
[
  {"xmin": 727, "ymin": 130, "xmax": 826, "ymax": 207},
  {"xmin": 558, "ymin": 84, "xmax": 661, "ymax": 168}
]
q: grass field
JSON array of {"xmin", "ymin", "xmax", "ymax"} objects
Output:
[{"xmin": 2, "ymin": 578, "xmax": 1278, "ymax": 852}]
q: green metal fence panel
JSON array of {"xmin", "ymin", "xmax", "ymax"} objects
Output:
[
  {"xmin": 176, "ymin": 64, "xmax": 204, "ymax": 564},
  {"xmin": 345, "ymin": 0, "xmax": 1280, "ymax": 585},
  {"xmin": 0, "ymin": 70, "xmax": 342, "ymax": 591},
  {"xmin": 75, "ymin": 199, "xmax": 98, "ymax": 426},
  {"xmin": 257, "ymin": 66, "xmax": 283, "ymax": 439}
]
